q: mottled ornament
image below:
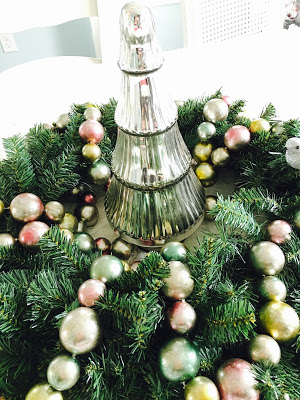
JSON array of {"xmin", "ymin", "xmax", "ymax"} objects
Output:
[
  {"xmin": 160, "ymin": 241, "xmax": 188, "ymax": 263},
  {"xmin": 47, "ymin": 355, "xmax": 80, "ymax": 391},
  {"xmin": 203, "ymin": 99, "xmax": 229, "ymax": 123},
  {"xmin": 78, "ymin": 279, "xmax": 106, "ymax": 307},
  {"xmin": 95, "ymin": 237, "xmax": 111, "ymax": 255},
  {"xmin": 84, "ymin": 106, "xmax": 102, "ymax": 121},
  {"xmin": 56, "ymin": 113, "xmax": 70, "ymax": 129},
  {"xmin": 74, "ymin": 204, "xmax": 99, "ymax": 227},
  {"xmin": 59, "ymin": 307, "xmax": 101, "ymax": 354},
  {"xmin": 0, "ymin": 233, "xmax": 15, "ymax": 247},
  {"xmin": 266, "ymin": 220, "xmax": 292, "ymax": 244},
  {"xmin": 216, "ymin": 358, "xmax": 259, "ymax": 400},
  {"xmin": 167, "ymin": 300, "xmax": 196, "ymax": 334},
  {"xmin": 10, "ymin": 193, "xmax": 44, "ymax": 223},
  {"xmin": 224, "ymin": 125, "xmax": 251, "ymax": 151},
  {"xmin": 158, "ymin": 337, "xmax": 200, "ymax": 382},
  {"xmin": 58, "ymin": 213, "xmax": 79, "ymax": 232},
  {"xmin": 195, "ymin": 162, "xmax": 218, "ymax": 187},
  {"xmin": 211, "ymin": 147, "xmax": 230, "ymax": 167},
  {"xmin": 111, "ymin": 237, "xmax": 135, "ymax": 261},
  {"xmin": 79, "ymin": 120, "xmax": 104, "ymax": 144},
  {"xmin": 74, "ymin": 232, "xmax": 95, "ymax": 253},
  {"xmin": 25, "ymin": 383, "xmax": 63, "ymax": 400},
  {"xmin": 249, "ymin": 118, "xmax": 270, "ymax": 133},
  {"xmin": 258, "ymin": 276, "xmax": 287, "ymax": 302},
  {"xmin": 88, "ymin": 160, "xmax": 111, "ymax": 185},
  {"xmin": 249, "ymin": 241, "xmax": 285, "ymax": 276},
  {"xmin": 205, "ymin": 195, "xmax": 218, "ymax": 221},
  {"xmin": 19, "ymin": 221, "xmax": 49, "ymax": 247},
  {"xmin": 79, "ymin": 190, "xmax": 97, "ymax": 205},
  {"xmin": 60, "ymin": 228, "xmax": 74, "ymax": 242},
  {"xmin": 44, "ymin": 201, "xmax": 65, "ymax": 223},
  {"xmin": 90, "ymin": 255, "xmax": 124, "ymax": 284},
  {"xmin": 185, "ymin": 376, "xmax": 220, "ymax": 400},
  {"xmin": 197, "ymin": 122, "xmax": 216, "ymax": 142},
  {"xmin": 248, "ymin": 334, "xmax": 281, "ymax": 365},
  {"xmin": 193, "ymin": 142, "xmax": 213, "ymax": 163},
  {"xmin": 82, "ymin": 143, "xmax": 102, "ymax": 163},
  {"xmin": 258, "ymin": 301, "xmax": 300, "ymax": 342},
  {"xmin": 285, "ymin": 137, "xmax": 300, "ymax": 169},
  {"xmin": 161, "ymin": 261, "xmax": 194, "ymax": 300}
]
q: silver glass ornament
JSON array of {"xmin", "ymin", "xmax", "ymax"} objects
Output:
[
  {"xmin": 105, "ymin": 2, "xmax": 205, "ymax": 248},
  {"xmin": 197, "ymin": 121, "xmax": 216, "ymax": 141},
  {"xmin": 47, "ymin": 354, "xmax": 80, "ymax": 391},
  {"xmin": 203, "ymin": 99, "xmax": 228, "ymax": 123}
]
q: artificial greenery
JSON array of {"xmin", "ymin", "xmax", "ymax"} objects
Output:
[{"xmin": 0, "ymin": 91, "xmax": 299, "ymax": 400}]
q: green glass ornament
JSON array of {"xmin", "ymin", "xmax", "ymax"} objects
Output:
[
  {"xmin": 25, "ymin": 383, "xmax": 63, "ymax": 400},
  {"xmin": 0, "ymin": 233, "xmax": 15, "ymax": 247},
  {"xmin": 248, "ymin": 334, "xmax": 281, "ymax": 365},
  {"xmin": 74, "ymin": 204, "xmax": 99, "ymax": 227},
  {"xmin": 160, "ymin": 241, "xmax": 188, "ymax": 263},
  {"xmin": 44, "ymin": 201, "xmax": 65, "ymax": 223},
  {"xmin": 74, "ymin": 232, "xmax": 95, "ymax": 253},
  {"xmin": 58, "ymin": 212, "xmax": 79, "ymax": 232},
  {"xmin": 161, "ymin": 261, "xmax": 194, "ymax": 300},
  {"xmin": 258, "ymin": 276, "xmax": 287, "ymax": 302},
  {"xmin": 185, "ymin": 376, "xmax": 220, "ymax": 400},
  {"xmin": 90, "ymin": 255, "xmax": 124, "ymax": 284},
  {"xmin": 111, "ymin": 237, "xmax": 135, "ymax": 261},
  {"xmin": 47, "ymin": 355, "xmax": 80, "ymax": 391},
  {"xmin": 249, "ymin": 241, "xmax": 285, "ymax": 276},
  {"xmin": 88, "ymin": 160, "xmax": 111, "ymax": 185},
  {"xmin": 158, "ymin": 337, "xmax": 200, "ymax": 382}
]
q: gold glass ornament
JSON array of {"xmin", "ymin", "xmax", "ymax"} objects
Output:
[
  {"xmin": 74, "ymin": 204, "xmax": 99, "ymax": 228},
  {"xmin": 25, "ymin": 383, "xmax": 63, "ymax": 400},
  {"xmin": 248, "ymin": 334, "xmax": 281, "ymax": 365},
  {"xmin": 193, "ymin": 142, "xmax": 213, "ymax": 163},
  {"xmin": 82, "ymin": 143, "xmax": 102, "ymax": 163},
  {"xmin": 58, "ymin": 213, "xmax": 79, "ymax": 232},
  {"xmin": 205, "ymin": 195, "xmax": 218, "ymax": 220},
  {"xmin": 249, "ymin": 118, "xmax": 270, "ymax": 133},
  {"xmin": 59, "ymin": 228, "xmax": 74, "ymax": 242},
  {"xmin": 203, "ymin": 99, "xmax": 228, "ymax": 123},
  {"xmin": 0, "ymin": 233, "xmax": 15, "ymax": 247},
  {"xmin": 258, "ymin": 301, "xmax": 300, "ymax": 342},
  {"xmin": 195, "ymin": 162, "xmax": 218, "ymax": 187},
  {"xmin": 211, "ymin": 147, "xmax": 230, "ymax": 167},
  {"xmin": 249, "ymin": 241, "xmax": 285, "ymax": 276},
  {"xmin": 0, "ymin": 199, "xmax": 4, "ymax": 217},
  {"xmin": 258, "ymin": 276, "xmax": 287, "ymax": 302},
  {"xmin": 185, "ymin": 376, "xmax": 220, "ymax": 400},
  {"xmin": 44, "ymin": 201, "xmax": 65, "ymax": 223}
]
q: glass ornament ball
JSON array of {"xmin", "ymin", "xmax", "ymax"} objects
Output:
[
  {"xmin": 111, "ymin": 237, "xmax": 135, "ymax": 261},
  {"xmin": 249, "ymin": 118, "xmax": 270, "ymax": 133},
  {"xmin": 58, "ymin": 213, "xmax": 79, "ymax": 232},
  {"xmin": 221, "ymin": 95, "xmax": 232, "ymax": 106},
  {"xmin": 294, "ymin": 209, "xmax": 300, "ymax": 231},
  {"xmin": 74, "ymin": 204, "xmax": 99, "ymax": 227},
  {"xmin": 0, "ymin": 199, "xmax": 5, "ymax": 216},
  {"xmin": 266, "ymin": 220, "xmax": 292, "ymax": 244},
  {"xmin": 78, "ymin": 279, "xmax": 106, "ymax": 307},
  {"xmin": 204, "ymin": 195, "xmax": 218, "ymax": 221},
  {"xmin": 82, "ymin": 143, "xmax": 102, "ymax": 163},
  {"xmin": 248, "ymin": 334, "xmax": 281, "ymax": 365},
  {"xmin": 88, "ymin": 160, "xmax": 111, "ymax": 185},
  {"xmin": 60, "ymin": 228, "xmax": 74, "ymax": 242},
  {"xmin": 166, "ymin": 300, "xmax": 196, "ymax": 334},
  {"xmin": 184, "ymin": 376, "xmax": 220, "ymax": 400},
  {"xmin": 203, "ymin": 99, "xmax": 229, "ymax": 123},
  {"xmin": 271, "ymin": 121, "xmax": 284, "ymax": 135},
  {"xmin": 193, "ymin": 142, "xmax": 213, "ymax": 163},
  {"xmin": 0, "ymin": 233, "xmax": 15, "ymax": 247},
  {"xmin": 197, "ymin": 122, "xmax": 216, "ymax": 142},
  {"xmin": 160, "ymin": 241, "xmax": 188, "ymax": 263},
  {"xmin": 44, "ymin": 201, "xmax": 65, "ymax": 223},
  {"xmin": 47, "ymin": 355, "xmax": 80, "ymax": 391},
  {"xmin": 249, "ymin": 241, "xmax": 285, "ymax": 276},
  {"xmin": 19, "ymin": 221, "xmax": 49, "ymax": 247},
  {"xmin": 79, "ymin": 190, "xmax": 97, "ymax": 205},
  {"xmin": 158, "ymin": 337, "xmax": 200, "ymax": 382},
  {"xmin": 78, "ymin": 120, "xmax": 104, "ymax": 144},
  {"xmin": 90, "ymin": 255, "xmax": 124, "ymax": 284},
  {"xmin": 95, "ymin": 237, "xmax": 111, "ymax": 255},
  {"xmin": 224, "ymin": 125, "xmax": 251, "ymax": 151},
  {"xmin": 25, "ymin": 383, "xmax": 63, "ymax": 400},
  {"xmin": 74, "ymin": 232, "xmax": 95, "ymax": 254},
  {"xmin": 258, "ymin": 276, "xmax": 287, "ymax": 302},
  {"xmin": 195, "ymin": 162, "xmax": 218, "ymax": 187},
  {"xmin": 258, "ymin": 301, "xmax": 300, "ymax": 342},
  {"xmin": 216, "ymin": 358, "xmax": 259, "ymax": 400},
  {"xmin": 211, "ymin": 147, "xmax": 230, "ymax": 167},
  {"xmin": 59, "ymin": 307, "xmax": 101, "ymax": 354},
  {"xmin": 84, "ymin": 106, "xmax": 102, "ymax": 121},
  {"xmin": 161, "ymin": 260, "xmax": 194, "ymax": 300},
  {"xmin": 10, "ymin": 193, "xmax": 44, "ymax": 223},
  {"xmin": 56, "ymin": 113, "xmax": 70, "ymax": 129}
]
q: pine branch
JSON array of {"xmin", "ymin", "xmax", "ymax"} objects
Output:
[
  {"xmin": 231, "ymin": 187, "xmax": 282, "ymax": 215},
  {"xmin": 260, "ymin": 103, "xmax": 277, "ymax": 121}
]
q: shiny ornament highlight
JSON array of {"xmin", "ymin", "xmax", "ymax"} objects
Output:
[
  {"xmin": 160, "ymin": 241, "xmax": 188, "ymax": 263},
  {"xmin": 74, "ymin": 232, "xmax": 95, "ymax": 253},
  {"xmin": 84, "ymin": 106, "xmax": 102, "ymax": 121},
  {"xmin": 167, "ymin": 300, "xmax": 196, "ymax": 334},
  {"xmin": 90, "ymin": 255, "xmax": 124, "ymax": 284},
  {"xmin": 266, "ymin": 219, "xmax": 292, "ymax": 244},
  {"xmin": 88, "ymin": 160, "xmax": 111, "ymax": 185},
  {"xmin": 0, "ymin": 233, "xmax": 15, "ymax": 247},
  {"xmin": 78, "ymin": 279, "xmax": 106, "ymax": 307},
  {"xmin": 95, "ymin": 237, "xmax": 111, "ymax": 255},
  {"xmin": 111, "ymin": 237, "xmax": 135, "ymax": 261},
  {"xmin": 161, "ymin": 261, "xmax": 194, "ymax": 300},
  {"xmin": 205, "ymin": 195, "xmax": 218, "ymax": 220},
  {"xmin": 47, "ymin": 354, "xmax": 80, "ymax": 391},
  {"xmin": 195, "ymin": 162, "xmax": 218, "ymax": 187},
  {"xmin": 197, "ymin": 122, "xmax": 216, "ymax": 142},
  {"xmin": 56, "ymin": 113, "xmax": 70, "ymax": 129},
  {"xmin": 59, "ymin": 307, "xmax": 101, "ymax": 354},
  {"xmin": 44, "ymin": 201, "xmax": 65, "ymax": 223},
  {"xmin": 258, "ymin": 301, "xmax": 300, "ymax": 342},
  {"xmin": 58, "ymin": 213, "xmax": 78, "ymax": 232},
  {"xmin": 19, "ymin": 221, "xmax": 49, "ymax": 247},
  {"xmin": 216, "ymin": 358, "xmax": 259, "ymax": 400},
  {"xmin": 285, "ymin": 137, "xmax": 300, "ymax": 169},
  {"xmin": 193, "ymin": 142, "xmax": 213, "ymax": 163},
  {"xmin": 82, "ymin": 143, "xmax": 101, "ymax": 163},
  {"xmin": 158, "ymin": 337, "xmax": 200, "ymax": 382},
  {"xmin": 25, "ymin": 384, "xmax": 63, "ymax": 400},
  {"xmin": 248, "ymin": 334, "xmax": 281, "ymax": 365},
  {"xmin": 74, "ymin": 204, "xmax": 99, "ymax": 227},
  {"xmin": 184, "ymin": 376, "xmax": 220, "ymax": 400},
  {"xmin": 249, "ymin": 241, "xmax": 285, "ymax": 275},
  {"xmin": 258, "ymin": 276, "xmax": 287, "ymax": 302},
  {"xmin": 10, "ymin": 193, "xmax": 44, "ymax": 223},
  {"xmin": 78, "ymin": 120, "xmax": 104, "ymax": 144},
  {"xmin": 211, "ymin": 147, "xmax": 230, "ymax": 167},
  {"xmin": 203, "ymin": 99, "xmax": 229, "ymax": 123},
  {"xmin": 224, "ymin": 125, "xmax": 251, "ymax": 151},
  {"xmin": 249, "ymin": 118, "xmax": 270, "ymax": 133}
]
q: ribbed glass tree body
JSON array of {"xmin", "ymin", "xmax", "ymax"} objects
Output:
[{"xmin": 105, "ymin": 1, "xmax": 205, "ymax": 247}]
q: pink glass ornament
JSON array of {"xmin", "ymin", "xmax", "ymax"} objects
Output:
[
  {"xmin": 95, "ymin": 237, "xmax": 111, "ymax": 255},
  {"xmin": 79, "ymin": 120, "xmax": 105, "ymax": 144},
  {"xmin": 222, "ymin": 95, "xmax": 232, "ymax": 106},
  {"xmin": 77, "ymin": 279, "xmax": 106, "ymax": 306},
  {"xmin": 18, "ymin": 221, "xmax": 49, "ymax": 247},
  {"xmin": 166, "ymin": 300, "xmax": 196, "ymax": 334},
  {"xmin": 266, "ymin": 220, "xmax": 292, "ymax": 244},
  {"xmin": 10, "ymin": 193, "xmax": 44, "ymax": 223},
  {"xmin": 224, "ymin": 125, "xmax": 251, "ymax": 151},
  {"xmin": 79, "ymin": 191, "xmax": 97, "ymax": 205}
]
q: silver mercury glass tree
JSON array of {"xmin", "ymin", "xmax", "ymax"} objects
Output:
[{"xmin": 105, "ymin": 1, "xmax": 205, "ymax": 248}]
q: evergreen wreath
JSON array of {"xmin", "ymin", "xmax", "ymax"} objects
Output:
[{"xmin": 0, "ymin": 90, "xmax": 299, "ymax": 400}]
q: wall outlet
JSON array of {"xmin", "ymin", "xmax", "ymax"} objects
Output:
[{"xmin": 0, "ymin": 33, "xmax": 18, "ymax": 53}]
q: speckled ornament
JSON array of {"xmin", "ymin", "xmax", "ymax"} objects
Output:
[
  {"xmin": 10, "ymin": 193, "xmax": 44, "ymax": 223},
  {"xmin": 203, "ymin": 99, "xmax": 229, "ymax": 123},
  {"xmin": 185, "ymin": 376, "xmax": 220, "ymax": 400},
  {"xmin": 84, "ymin": 106, "xmax": 102, "ymax": 121},
  {"xmin": 82, "ymin": 143, "xmax": 102, "ymax": 163},
  {"xmin": 90, "ymin": 255, "xmax": 124, "ymax": 284},
  {"xmin": 167, "ymin": 300, "xmax": 196, "ymax": 334},
  {"xmin": 249, "ymin": 241, "xmax": 285, "ymax": 276},
  {"xmin": 95, "ymin": 237, "xmax": 111, "ymax": 255},
  {"xmin": 258, "ymin": 276, "xmax": 287, "ymax": 302},
  {"xmin": 211, "ymin": 147, "xmax": 230, "ymax": 167},
  {"xmin": 78, "ymin": 120, "xmax": 105, "ymax": 144},
  {"xmin": 74, "ymin": 204, "xmax": 99, "ymax": 227},
  {"xmin": 74, "ymin": 232, "xmax": 95, "ymax": 253},
  {"xmin": 266, "ymin": 220, "xmax": 292, "ymax": 244},
  {"xmin": 160, "ymin": 241, "xmax": 188, "ymax": 263},
  {"xmin": 0, "ymin": 233, "xmax": 15, "ymax": 247},
  {"xmin": 47, "ymin": 354, "xmax": 80, "ymax": 391},
  {"xmin": 248, "ymin": 334, "xmax": 281, "ymax": 365},
  {"xmin": 195, "ymin": 162, "xmax": 218, "ymax": 187},
  {"xmin": 58, "ymin": 213, "xmax": 79, "ymax": 232},
  {"xmin": 161, "ymin": 261, "xmax": 194, "ymax": 300},
  {"xmin": 19, "ymin": 221, "xmax": 49, "ymax": 247},
  {"xmin": 249, "ymin": 118, "xmax": 270, "ymax": 133},
  {"xmin": 44, "ymin": 201, "xmax": 65, "ymax": 223},
  {"xmin": 197, "ymin": 122, "xmax": 216, "ymax": 142},
  {"xmin": 78, "ymin": 279, "xmax": 106, "ymax": 307},
  {"xmin": 25, "ymin": 383, "xmax": 63, "ymax": 400},
  {"xmin": 88, "ymin": 160, "xmax": 111, "ymax": 185},
  {"xmin": 224, "ymin": 125, "xmax": 251, "ymax": 151},
  {"xmin": 111, "ymin": 237, "xmax": 135, "ymax": 261},
  {"xmin": 193, "ymin": 142, "xmax": 213, "ymax": 162}
]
